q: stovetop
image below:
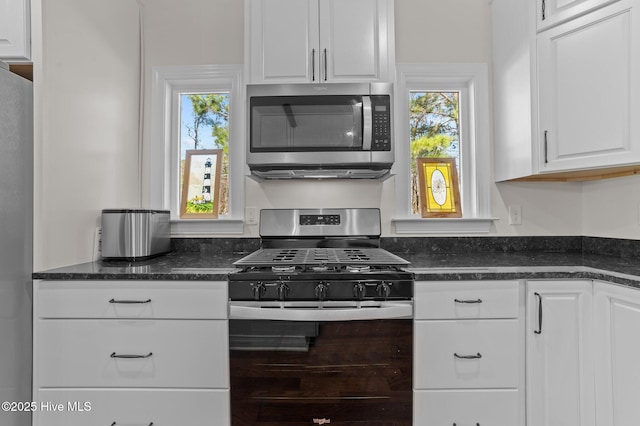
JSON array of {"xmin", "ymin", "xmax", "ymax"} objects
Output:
[
  {"xmin": 233, "ymin": 247, "xmax": 410, "ymax": 270},
  {"xmin": 228, "ymin": 208, "xmax": 414, "ymax": 301},
  {"xmin": 230, "ymin": 248, "xmax": 413, "ymax": 302}
]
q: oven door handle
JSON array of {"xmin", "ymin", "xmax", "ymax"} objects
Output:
[{"xmin": 229, "ymin": 301, "xmax": 413, "ymax": 321}]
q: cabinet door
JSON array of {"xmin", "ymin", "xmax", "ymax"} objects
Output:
[
  {"xmin": 537, "ymin": 0, "xmax": 640, "ymax": 172},
  {"xmin": 536, "ymin": 0, "xmax": 619, "ymax": 30},
  {"xmin": 319, "ymin": 0, "xmax": 387, "ymax": 82},
  {"xmin": 526, "ymin": 281, "xmax": 595, "ymax": 426},
  {"xmin": 0, "ymin": 0, "xmax": 30, "ymax": 60},
  {"xmin": 594, "ymin": 281, "xmax": 640, "ymax": 426},
  {"xmin": 247, "ymin": 0, "xmax": 320, "ymax": 83}
]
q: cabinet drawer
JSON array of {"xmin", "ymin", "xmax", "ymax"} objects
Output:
[
  {"xmin": 414, "ymin": 389, "xmax": 519, "ymax": 426},
  {"xmin": 414, "ymin": 319, "xmax": 519, "ymax": 389},
  {"xmin": 34, "ymin": 388, "xmax": 229, "ymax": 426},
  {"xmin": 37, "ymin": 319, "xmax": 228, "ymax": 388},
  {"xmin": 36, "ymin": 280, "xmax": 228, "ymax": 319},
  {"xmin": 414, "ymin": 281, "xmax": 519, "ymax": 320}
]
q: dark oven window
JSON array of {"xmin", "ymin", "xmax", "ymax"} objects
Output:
[{"xmin": 229, "ymin": 319, "xmax": 413, "ymax": 426}]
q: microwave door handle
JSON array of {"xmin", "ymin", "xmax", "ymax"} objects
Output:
[{"xmin": 362, "ymin": 96, "xmax": 372, "ymax": 150}]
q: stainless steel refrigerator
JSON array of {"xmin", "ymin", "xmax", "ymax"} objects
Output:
[{"xmin": 0, "ymin": 61, "xmax": 33, "ymax": 426}]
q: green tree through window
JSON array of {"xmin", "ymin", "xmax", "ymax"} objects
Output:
[
  {"xmin": 409, "ymin": 91, "xmax": 460, "ymax": 215},
  {"xmin": 180, "ymin": 93, "xmax": 230, "ymax": 216}
]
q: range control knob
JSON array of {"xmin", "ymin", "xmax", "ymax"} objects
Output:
[
  {"xmin": 353, "ymin": 282, "xmax": 367, "ymax": 300},
  {"xmin": 277, "ymin": 283, "xmax": 289, "ymax": 301},
  {"xmin": 315, "ymin": 282, "xmax": 328, "ymax": 301},
  {"xmin": 252, "ymin": 282, "xmax": 266, "ymax": 301},
  {"xmin": 376, "ymin": 282, "xmax": 391, "ymax": 300}
]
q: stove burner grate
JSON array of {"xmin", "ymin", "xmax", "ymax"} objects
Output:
[{"xmin": 234, "ymin": 247, "xmax": 409, "ymax": 269}]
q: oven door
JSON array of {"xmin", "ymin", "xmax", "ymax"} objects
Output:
[{"xmin": 229, "ymin": 301, "xmax": 413, "ymax": 426}]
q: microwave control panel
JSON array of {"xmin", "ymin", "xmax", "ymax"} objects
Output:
[{"xmin": 371, "ymin": 95, "xmax": 391, "ymax": 151}]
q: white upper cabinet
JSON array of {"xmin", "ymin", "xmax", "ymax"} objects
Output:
[
  {"xmin": 0, "ymin": 0, "xmax": 30, "ymax": 61},
  {"xmin": 491, "ymin": 0, "xmax": 538, "ymax": 181},
  {"xmin": 245, "ymin": 0, "xmax": 394, "ymax": 84},
  {"xmin": 538, "ymin": 0, "xmax": 640, "ymax": 172},
  {"xmin": 492, "ymin": 0, "xmax": 640, "ymax": 180},
  {"xmin": 536, "ymin": 0, "xmax": 619, "ymax": 31}
]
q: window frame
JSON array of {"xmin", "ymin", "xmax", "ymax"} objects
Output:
[
  {"xmin": 393, "ymin": 63, "xmax": 494, "ymax": 234},
  {"xmin": 150, "ymin": 65, "xmax": 245, "ymax": 235}
]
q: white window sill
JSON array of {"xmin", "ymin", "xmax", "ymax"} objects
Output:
[
  {"xmin": 170, "ymin": 219, "xmax": 245, "ymax": 236},
  {"xmin": 392, "ymin": 217, "xmax": 497, "ymax": 234}
]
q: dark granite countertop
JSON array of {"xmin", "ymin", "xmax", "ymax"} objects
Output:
[
  {"xmin": 32, "ymin": 236, "xmax": 640, "ymax": 290},
  {"xmin": 32, "ymin": 251, "xmax": 242, "ymax": 281},
  {"xmin": 403, "ymin": 251, "xmax": 640, "ymax": 289}
]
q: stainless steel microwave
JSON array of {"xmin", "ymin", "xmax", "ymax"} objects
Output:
[{"xmin": 246, "ymin": 82, "xmax": 393, "ymax": 179}]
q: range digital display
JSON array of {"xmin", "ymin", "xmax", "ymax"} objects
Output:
[{"xmin": 299, "ymin": 214, "xmax": 341, "ymax": 226}]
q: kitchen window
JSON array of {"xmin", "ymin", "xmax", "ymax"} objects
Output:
[
  {"xmin": 393, "ymin": 64, "xmax": 493, "ymax": 233},
  {"xmin": 150, "ymin": 65, "xmax": 245, "ymax": 234}
]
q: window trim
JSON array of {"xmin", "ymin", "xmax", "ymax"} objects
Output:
[
  {"xmin": 150, "ymin": 65, "xmax": 245, "ymax": 235},
  {"xmin": 392, "ymin": 63, "xmax": 495, "ymax": 234}
]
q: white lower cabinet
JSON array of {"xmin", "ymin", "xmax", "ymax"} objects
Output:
[
  {"xmin": 594, "ymin": 281, "xmax": 640, "ymax": 426},
  {"xmin": 413, "ymin": 281, "xmax": 525, "ymax": 426},
  {"xmin": 526, "ymin": 280, "xmax": 595, "ymax": 426},
  {"xmin": 414, "ymin": 320, "xmax": 519, "ymax": 389},
  {"xmin": 414, "ymin": 389, "xmax": 519, "ymax": 426},
  {"xmin": 33, "ymin": 389, "xmax": 229, "ymax": 426},
  {"xmin": 37, "ymin": 319, "xmax": 228, "ymax": 388},
  {"xmin": 32, "ymin": 280, "xmax": 230, "ymax": 426}
]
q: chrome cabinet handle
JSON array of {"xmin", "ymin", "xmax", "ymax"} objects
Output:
[
  {"xmin": 542, "ymin": 0, "xmax": 546, "ymax": 20},
  {"xmin": 109, "ymin": 298, "xmax": 151, "ymax": 304},
  {"xmin": 110, "ymin": 352, "xmax": 153, "ymax": 359},
  {"xmin": 312, "ymin": 48, "xmax": 316, "ymax": 81},
  {"xmin": 454, "ymin": 352, "xmax": 482, "ymax": 359},
  {"xmin": 323, "ymin": 48, "xmax": 328, "ymax": 81},
  {"xmin": 111, "ymin": 423, "xmax": 154, "ymax": 426},
  {"xmin": 534, "ymin": 292, "xmax": 543, "ymax": 334},
  {"xmin": 454, "ymin": 298, "xmax": 483, "ymax": 304},
  {"xmin": 453, "ymin": 423, "xmax": 480, "ymax": 426}
]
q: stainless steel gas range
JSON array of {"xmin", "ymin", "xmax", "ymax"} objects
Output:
[
  {"xmin": 228, "ymin": 209, "xmax": 414, "ymax": 426},
  {"xmin": 228, "ymin": 208, "xmax": 414, "ymax": 319}
]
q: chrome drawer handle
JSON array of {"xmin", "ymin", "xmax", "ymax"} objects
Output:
[
  {"xmin": 454, "ymin": 298, "xmax": 482, "ymax": 304},
  {"xmin": 454, "ymin": 352, "xmax": 482, "ymax": 359},
  {"xmin": 109, "ymin": 298, "xmax": 152, "ymax": 304},
  {"xmin": 453, "ymin": 423, "xmax": 480, "ymax": 426},
  {"xmin": 111, "ymin": 423, "xmax": 154, "ymax": 426},
  {"xmin": 110, "ymin": 352, "xmax": 153, "ymax": 359}
]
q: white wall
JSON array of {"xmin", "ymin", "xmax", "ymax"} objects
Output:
[
  {"xmin": 582, "ymin": 175, "xmax": 640, "ymax": 239},
  {"xmin": 34, "ymin": 0, "xmax": 597, "ymax": 270},
  {"xmin": 34, "ymin": 0, "xmax": 141, "ymax": 270}
]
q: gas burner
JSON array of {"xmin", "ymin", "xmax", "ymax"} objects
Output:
[
  {"xmin": 272, "ymin": 249, "xmax": 300, "ymax": 263},
  {"xmin": 271, "ymin": 265, "xmax": 297, "ymax": 273},
  {"xmin": 346, "ymin": 265, "xmax": 371, "ymax": 273},
  {"xmin": 311, "ymin": 264, "xmax": 331, "ymax": 272}
]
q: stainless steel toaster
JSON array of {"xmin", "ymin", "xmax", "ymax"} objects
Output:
[{"xmin": 101, "ymin": 209, "xmax": 171, "ymax": 261}]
